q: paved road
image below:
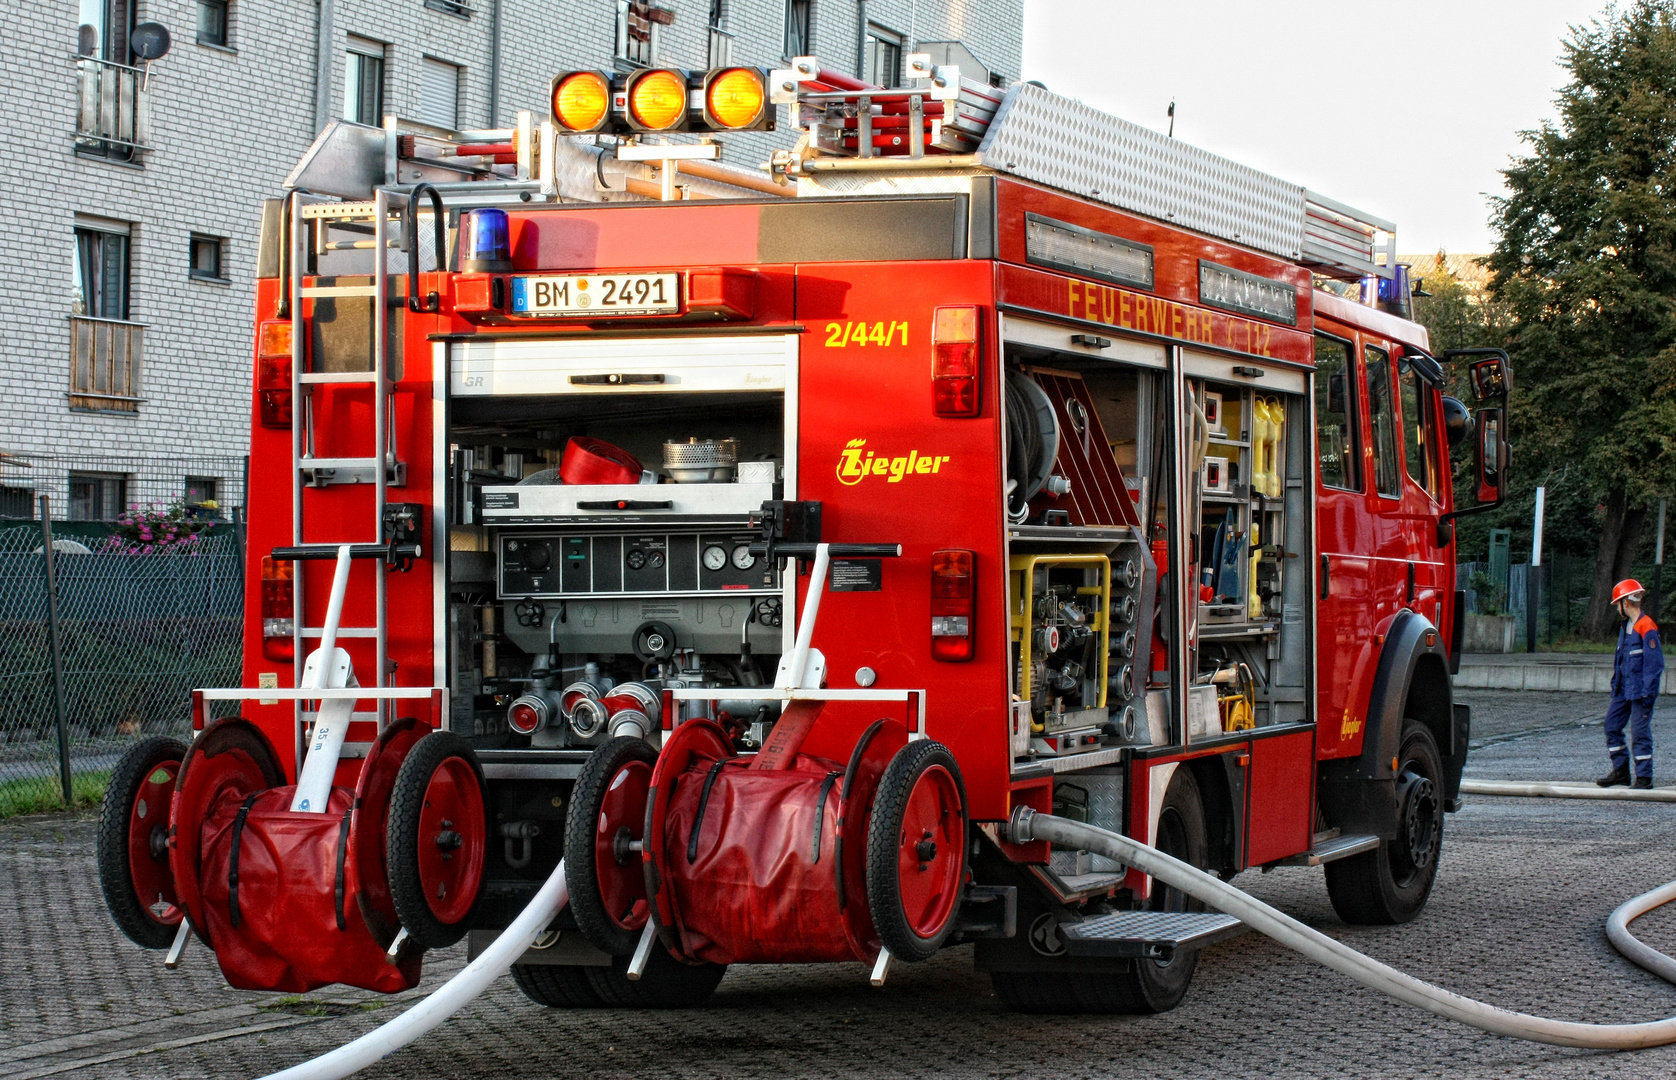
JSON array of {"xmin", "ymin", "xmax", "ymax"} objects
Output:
[{"xmin": 6, "ymin": 690, "xmax": 1676, "ymax": 1079}]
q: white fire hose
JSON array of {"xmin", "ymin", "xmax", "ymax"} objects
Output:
[
  {"xmin": 257, "ymin": 860, "xmax": 568, "ymax": 1080},
  {"xmin": 1011, "ymin": 806, "xmax": 1676, "ymax": 1050},
  {"xmin": 256, "ymin": 780, "xmax": 1676, "ymax": 1077}
]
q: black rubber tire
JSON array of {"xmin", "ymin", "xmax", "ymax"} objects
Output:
[
  {"xmin": 386, "ymin": 731, "xmax": 487, "ymax": 950},
  {"xmin": 564, "ymin": 736, "xmax": 658, "ymax": 956},
  {"xmin": 991, "ymin": 967, "xmax": 1155, "ymax": 1013},
  {"xmin": 1105, "ymin": 765, "xmax": 1208, "ymax": 1014},
  {"xmin": 97, "ymin": 736, "xmax": 188, "ymax": 949},
  {"xmin": 510, "ymin": 964, "xmax": 605, "ymax": 1008},
  {"xmin": 866, "ymin": 739, "xmax": 968, "ymax": 962},
  {"xmin": 1326, "ymin": 721, "xmax": 1445, "ymax": 925},
  {"xmin": 583, "ymin": 950, "xmax": 728, "ymax": 1008}
]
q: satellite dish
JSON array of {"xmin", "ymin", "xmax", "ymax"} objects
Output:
[{"xmin": 131, "ymin": 22, "xmax": 172, "ymax": 61}]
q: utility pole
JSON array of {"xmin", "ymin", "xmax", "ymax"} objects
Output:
[
  {"xmin": 1528, "ymin": 486, "xmax": 1544, "ymax": 653},
  {"xmin": 1655, "ymin": 498, "xmax": 1667, "ymax": 620}
]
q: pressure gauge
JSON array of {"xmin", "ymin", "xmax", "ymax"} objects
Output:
[
  {"xmin": 703, "ymin": 545, "xmax": 728, "ymax": 571},
  {"xmin": 626, "ymin": 549, "xmax": 647, "ymax": 570},
  {"xmin": 731, "ymin": 545, "xmax": 756, "ymax": 570}
]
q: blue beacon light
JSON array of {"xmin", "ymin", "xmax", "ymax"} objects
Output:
[{"xmin": 460, "ymin": 207, "xmax": 512, "ymax": 273}]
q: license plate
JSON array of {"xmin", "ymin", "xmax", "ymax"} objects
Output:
[{"xmin": 511, "ymin": 273, "xmax": 680, "ymax": 317}]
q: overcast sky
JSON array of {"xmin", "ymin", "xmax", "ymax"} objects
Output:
[{"xmin": 1020, "ymin": 0, "xmax": 1616, "ymax": 256}]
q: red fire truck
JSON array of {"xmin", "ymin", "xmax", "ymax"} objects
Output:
[{"xmin": 97, "ymin": 55, "xmax": 1512, "ymax": 1016}]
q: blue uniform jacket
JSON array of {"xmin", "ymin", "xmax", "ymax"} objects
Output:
[{"xmin": 1612, "ymin": 614, "xmax": 1665, "ymax": 703}]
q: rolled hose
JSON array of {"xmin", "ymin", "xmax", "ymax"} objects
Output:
[
  {"xmin": 257, "ymin": 860, "xmax": 569, "ymax": 1080},
  {"xmin": 1010, "ymin": 809, "xmax": 1676, "ymax": 1050}
]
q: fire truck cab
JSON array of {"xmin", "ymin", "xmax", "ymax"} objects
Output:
[{"xmin": 98, "ymin": 57, "xmax": 1511, "ymax": 1016}]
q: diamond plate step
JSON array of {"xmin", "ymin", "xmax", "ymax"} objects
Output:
[
  {"xmin": 1059, "ymin": 910, "xmax": 1244, "ymax": 960},
  {"xmin": 1278, "ymin": 833, "xmax": 1380, "ymax": 867}
]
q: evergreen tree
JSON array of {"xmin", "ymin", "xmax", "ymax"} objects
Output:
[{"xmin": 1487, "ymin": 0, "xmax": 1676, "ymax": 637}]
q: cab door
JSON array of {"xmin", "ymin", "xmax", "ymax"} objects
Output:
[{"xmin": 1395, "ymin": 350, "xmax": 1451, "ymax": 631}]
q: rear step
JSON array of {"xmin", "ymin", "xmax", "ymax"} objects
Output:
[
  {"xmin": 1279, "ymin": 833, "xmax": 1381, "ymax": 867},
  {"xmin": 1060, "ymin": 911, "xmax": 1244, "ymax": 961}
]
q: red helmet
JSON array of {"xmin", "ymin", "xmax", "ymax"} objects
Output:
[{"xmin": 1613, "ymin": 579, "xmax": 1647, "ymax": 605}]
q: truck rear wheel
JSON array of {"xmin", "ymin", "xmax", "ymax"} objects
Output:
[
  {"xmin": 510, "ymin": 963, "xmax": 604, "ymax": 1008},
  {"xmin": 583, "ymin": 950, "xmax": 727, "ymax": 1008},
  {"xmin": 1325, "ymin": 721, "xmax": 1444, "ymax": 925},
  {"xmin": 1105, "ymin": 766, "xmax": 1207, "ymax": 1013}
]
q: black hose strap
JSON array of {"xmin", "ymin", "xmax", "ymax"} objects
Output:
[
  {"xmin": 835, "ymin": 718, "xmax": 891, "ymax": 911},
  {"xmin": 687, "ymin": 760, "xmax": 728, "ymax": 864},
  {"xmin": 333, "ymin": 808, "xmax": 353, "ymax": 931},
  {"xmin": 227, "ymin": 792, "xmax": 260, "ymax": 930},
  {"xmin": 810, "ymin": 770, "xmax": 841, "ymax": 863}
]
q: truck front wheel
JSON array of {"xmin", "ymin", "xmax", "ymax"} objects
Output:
[{"xmin": 1325, "ymin": 721, "xmax": 1444, "ymax": 925}]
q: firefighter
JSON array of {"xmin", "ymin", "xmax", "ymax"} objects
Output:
[{"xmin": 1597, "ymin": 579, "xmax": 1663, "ymax": 789}]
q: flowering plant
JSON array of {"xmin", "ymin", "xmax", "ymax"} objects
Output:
[{"xmin": 100, "ymin": 501, "xmax": 212, "ymax": 554}]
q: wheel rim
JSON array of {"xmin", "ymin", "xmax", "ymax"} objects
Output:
[
  {"xmin": 595, "ymin": 758, "xmax": 652, "ymax": 932},
  {"xmin": 415, "ymin": 756, "xmax": 486, "ymax": 924},
  {"xmin": 1393, "ymin": 759, "xmax": 1441, "ymax": 885},
  {"xmin": 893, "ymin": 763, "xmax": 963, "ymax": 938},
  {"xmin": 126, "ymin": 758, "xmax": 181, "ymax": 927}
]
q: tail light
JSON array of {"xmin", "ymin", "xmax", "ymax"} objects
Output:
[
  {"xmin": 550, "ymin": 70, "xmax": 612, "ymax": 132},
  {"xmin": 932, "ymin": 306, "xmax": 982, "ymax": 417},
  {"xmin": 625, "ymin": 68, "xmax": 690, "ymax": 132},
  {"xmin": 257, "ymin": 319, "xmax": 293, "ymax": 429},
  {"xmin": 261, "ymin": 555, "xmax": 295, "ymax": 662},
  {"xmin": 930, "ymin": 549, "xmax": 975, "ymax": 662}
]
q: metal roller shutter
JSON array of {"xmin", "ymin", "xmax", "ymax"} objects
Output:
[{"xmin": 419, "ymin": 57, "xmax": 459, "ymax": 129}]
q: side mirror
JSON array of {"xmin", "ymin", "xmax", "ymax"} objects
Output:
[
  {"xmin": 1441, "ymin": 395, "xmax": 1474, "ymax": 448},
  {"xmin": 1475, "ymin": 406, "xmax": 1505, "ymax": 501},
  {"xmin": 1470, "ymin": 356, "xmax": 1509, "ymax": 402}
]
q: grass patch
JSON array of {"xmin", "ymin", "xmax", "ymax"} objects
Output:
[{"xmin": 0, "ymin": 769, "xmax": 108, "ymax": 818}]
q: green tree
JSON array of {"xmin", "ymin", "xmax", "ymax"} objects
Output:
[{"xmin": 1486, "ymin": 0, "xmax": 1676, "ymax": 638}]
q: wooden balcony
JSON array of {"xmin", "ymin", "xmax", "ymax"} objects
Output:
[{"xmin": 68, "ymin": 315, "xmax": 145, "ymax": 413}]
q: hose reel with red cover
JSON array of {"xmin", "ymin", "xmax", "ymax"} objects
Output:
[
  {"xmin": 583, "ymin": 705, "xmax": 968, "ymax": 968},
  {"xmin": 97, "ymin": 715, "xmax": 488, "ymax": 994}
]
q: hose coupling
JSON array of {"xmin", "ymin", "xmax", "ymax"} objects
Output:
[{"xmin": 1004, "ymin": 805, "xmax": 1037, "ymax": 844}]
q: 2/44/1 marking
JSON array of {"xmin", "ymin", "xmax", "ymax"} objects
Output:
[{"xmin": 824, "ymin": 321, "xmax": 909, "ymax": 348}]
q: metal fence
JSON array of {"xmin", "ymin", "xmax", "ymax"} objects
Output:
[
  {"xmin": 0, "ymin": 522, "xmax": 243, "ymax": 812},
  {"xmin": 1460, "ymin": 555, "xmax": 1669, "ymax": 648}
]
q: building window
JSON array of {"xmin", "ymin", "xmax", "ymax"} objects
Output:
[
  {"xmin": 344, "ymin": 38, "xmax": 386, "ymax": 126},
  {"xmin": 864, "ymin": 24, "xmax": 902, "ymax": 86},
  {"xmin": 423, "ymin": 0, "xmax": 473, "ymax": 18},
  {"xmin": 71, "ymin": 220, "xmax": 143, "ymax": 412},
  {"xmin": 184, "ymin": 476, "xmax": 221, "ymax": 517},
  {"xmin": 616, "ymin": 1, "xmax": 666, "ymax": 67},
  {"xmin": 73, "ymin": 224, "xmax": 129, "ymax": 320},
  {"xmin": 197, "ymin": 0, "xmax": 229, "ymax": 47},
  {"xmin": 69, "ymin": 472, "xmax": 128, "ymax": 521},
  {"xmin": 784, "ymin": 0, "xmax": 811, "ymax": 58},
  {"xmin": 419, "ymin": 57, "xmax": 460, "ymax": 130},
  {"xmin": 189, "ymin": 234, "xmax": 226, "ymax": 281},
  {"xmin": 708, "ymin": 0, "xmax": 733, "ymax": 67},
  {"xmin": 0, "ymin": 487, "xmax": 32, "ymax": 519}
]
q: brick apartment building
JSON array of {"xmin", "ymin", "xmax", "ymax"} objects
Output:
[{"xmin": 0, "ymin": 0, "xmax": 1021, "ymax": 521}]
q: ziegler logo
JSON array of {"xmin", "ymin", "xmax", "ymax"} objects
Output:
[{"xmin": 836, "ymin": 438, "xmax": 951, "ymax": 485}]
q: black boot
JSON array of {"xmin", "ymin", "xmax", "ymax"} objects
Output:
[
  {"xmin": 1633, "ymin": 775, "xmax": 1654, "ymax": 790},
  {"xmin": 1597, "ymin": 765, "xmax": 1631, "ymax": 787}
]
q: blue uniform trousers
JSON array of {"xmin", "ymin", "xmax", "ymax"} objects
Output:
[{"xmin": 1604, "ymin": 695, "xmax": 1655, "ymax": 780}]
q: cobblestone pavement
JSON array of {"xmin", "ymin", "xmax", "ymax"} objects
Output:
[{"xmin": 7, "ymin": 690, "xmax": 1676, "ymax": 1079}]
